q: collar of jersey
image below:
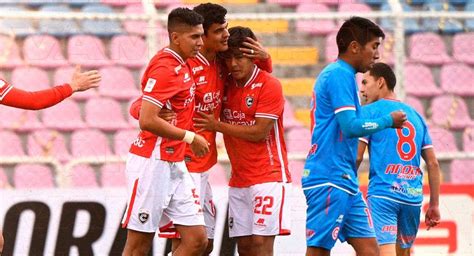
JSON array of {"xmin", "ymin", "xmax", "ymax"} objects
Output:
[
  {"xmin": 240, "ymin": 65, "xmax": 260, "ymax": 88},
  {"xmin": 336, "ymin": 59, "xmax": 356, "ymax": 74},
  {"xmin": 164, "ymin": 48, "xmax": 185, "ymax": 65},
  {"xmin": 196, "ymin": 52, "xmax": 211, "ymax": 66}
]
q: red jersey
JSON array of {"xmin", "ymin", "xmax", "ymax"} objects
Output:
[
  {"xmin": 222, "ymin": 66, "xmax": 291, "ymax": 187},
  {"xmin": 129, "ymin": 48, "xmax": 196, "ymax": 162}
]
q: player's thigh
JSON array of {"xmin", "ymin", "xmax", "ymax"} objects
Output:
[
  {"xmin": 397, "ymin": 204, "xmax": 421, "ymax": 249},
  {"xmin": 368, "ymin": 197, "xmax": 399, "ymax": 246},
  {"xmin": 303, "ymin": 186, "xmax": 350, "ymax": 250},
  {"xmin": 228, "ymin": 187, "xmax": 253, "ymax": 238},
  {"xmin": 380, "ymin": 244, "xmax": 397, "ymax": 256},
  {"xmin": 190, "ymin": 171, "xmax": 216, "ymax": 239}
]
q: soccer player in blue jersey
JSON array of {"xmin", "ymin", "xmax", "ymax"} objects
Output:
[
  {"xmin": 357, "ymin": 63, "xmax": 441, "ymax": 256},
  {"xmin": 302, "ymin": 17, "xmax": 407, "ymax": 256}
]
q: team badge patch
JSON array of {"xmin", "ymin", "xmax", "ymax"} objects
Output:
[
  {"xmin": 245, "ymin": 96, "xmax": 254, "ymax": 108},
  {"xmin": 229, "ymin": 217, "xmax": 234, "ymax": 229},
  {"xmin": 138, "ymin": 209, "xmax": 150, "ymax": 224}
]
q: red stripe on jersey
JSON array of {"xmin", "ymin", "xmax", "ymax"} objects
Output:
[
  {"xmin": 279, "ymin": 185, "xmax": 290, "ymax": 235},
  {"xmin": 325, "ymin": 187, "xmax": 333, "ymax": 215},
  {"xmin": 122, "ymin": 178, "xmax": 139, "ymax": 228}
]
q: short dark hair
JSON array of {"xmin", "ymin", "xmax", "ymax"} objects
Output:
[
  {"xmin": 220, "ymin": 26, "xmax": 256, "ymax": 58},
  {"xmin": 369, "ymin": 62, "xmax": 396, "ymax": 91},
  {"xmin": 167, "ymin": 7, "xmax": 204, "ymax": 34},
  {"xmin": 337, "ymin": 16, "xmax": 385, "ymax": 54},
  {"xmin": 193, "ymin": 3, "xmax": 227, "ymax": 35}
]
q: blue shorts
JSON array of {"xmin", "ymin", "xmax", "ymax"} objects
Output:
[
  {"xmin": 304, "ymin": 186, "xmax": 376, "ymax": 250},
  {"xmin": 368, "ymin": 196, "xmax": 421, "ymax": 249}
]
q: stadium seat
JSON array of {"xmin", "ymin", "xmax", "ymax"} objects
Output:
[
  {"xmin": 23, "ymin": 35, "xmax": 68, "ymax": 68},
  {"xmin": 123, "ymin": 4, "xmax": 167, "ymax": 36},
  {"xmin": 283, "ymin": 100, "xmax": 302, "ymax": 129},
  {"xmin": 41, "ymin": 100, "xmax": 87, "ymax": 131},
  {"xmin": 295, "ymin": 3, "xmax": 336, "ymax": 36},
  {"xmin": 380, "ymin": 3, "xmax": 421, "ymax": 34},
  {"xmin": 27, "ymin": 129, "xmax": 71, "ymax": 162},
  {"xmin": 422, "ymin": 2, "xmax": 463, "ymax": 34},
  {"xmin": 338, "ymin": 3, "xmax": 372, "ymax": 13},
  {"xmin": 281, "ymin": 78, "xmax": 313, "ymax": 97},
  {"xmin": 85, "ymin": 98, "xmax": 129, "ymax": 131},
  {"xmin": 430, "ymin": 95, "xmax": 473, "ymax": 130},
  {"xmin": 101, "ymin": 0, "xmax": 142, "ymax": 6},
  {"xmin": 440, "ymin": 63, "xmax": 474, "ymax": 97},
  {"xmin": 285, "ymin": 126, "xmax": 311, "ymax": 154},
  {"xmin": 405, "ymin": 96, "xmax": 426, "ymax": 118},
  {"xmin": 362, "ymin": 0, "xmax": 387, "ymax": 5},
  {"xmin": 70, "ymin": 129, "xmax": 112, "ymax": 158},
  {"xmin": 267, "ymin": 47, "xmax": 318, "ymax": 66},
  {"xmin": 0, "ymin": 167, "xmax": 10, "ymax": 189},
  {"xmin": 54, "ymin": 66, "xmax": 98, "ymax": 100},
  {"xmin": 0, "ymin": 107, "xmax": 43, "ymax": 131},
  {"xmin": 154, "ymin": 0, "xmax": 184, "ymax": 8},
  {"xmin": 449, "ymin": 159, "xmax": 474, "ymax": 184},
  {"xmin": 0, "ymin": 6, "xmax": 36, "ymax": 37},
  {"xmin": 462, "ymin": 127, "xmax": 474, "ymax": 151},
  {"xmin": 452, "ymin": 33, "xmax": 474, "ymax": 65},
  {"xmin": 207, "ymin": 163, "xmax": 228, "ymax": 186},
  {"xmin": 100, "ymin": 163, "xmax": 127, "ymax": 187},
  {"xmin": 295, "ymin": 108, "xmax": 311, "ymax": 127},
  {"xmin": 0, "ymin": 35, "xmax": 23, "ymax": 69},
  {"xmin": 14, "ymin": 164, "xmax": 55, "ymax": 188},
  {"xmin": 68, "ymin": 35, "xmax": 112, "ymax": 68},
  {"xmin": 409, "ymin": 33, "xmax": 452, "ymax": 65},
  {"xmin": 11, "ymin": 67, "xmax": 50, "ymax": 91},
  {"xmin": 325, "ymin": 32, "xmax": 338, "ymax": 63},
  {"xmin": 38, "ymin": 4, "xmax": 81, "ymax": 37},
  {"xmin": 110, "ymin": 35, "xmax": 148, "ymax": 68},
  {"xmin": 0, "ymin": 131, "xmax": 24, "ymax": 156},
  {"xmin": 228, "ymin": 20, "xmax": 289, "ymax": 34},
  {"xmin": 466, "ymin": 3, "xmax": 474, "ymax": 31},
  {"xmin": 69, "ymin": 164, "xmax": 99, "ymax": 188},
  {"xmin": 114, "ymin": 129, "xmax": 138, "ymax": 156},
  {"xmin": 98, "ymin": 66, "xmax": 140, "ymax": 99},
  {"xmin": 404, "ymin": 64, "xmax": 442, "ymax": 97},
  {"xmin": 429, "ymin": 126, "xmax": 458, "ymax": 152},
  {"xmin": 262, "ymin": 0, "xmax": 309, "ymax": 7},
  {"xmin": 81, "ymin": 4, "xmax": 122, "ymax": 37}
]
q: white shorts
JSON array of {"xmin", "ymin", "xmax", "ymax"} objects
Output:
[
  {"xmin": 228, "ymin": 182, "xmax": 291, "ymax": 238},
  {"xmin": 190, "ymin": 171, "xmax": 216, "ymax": 239},
  {"xmin": 121, "ymin": 154, "xmax": 205, "ymax": 233}
]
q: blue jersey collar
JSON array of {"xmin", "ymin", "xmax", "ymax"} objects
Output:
[{"xmin": 336, "ymin": 59, "xmax": 356, "ymax": 74}]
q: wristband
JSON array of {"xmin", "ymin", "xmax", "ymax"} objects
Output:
[{"xmin": 182, "ymin": 130, "xmax": 195, "ymax": 144}]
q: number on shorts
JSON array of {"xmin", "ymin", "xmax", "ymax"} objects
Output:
[
  {"xmin": 396, "ymin": 121, "xmax": 417, "ymax": 161},
  {"xmin": 254, "ymin": 196, "xmax": 274, "ymax": 215}
]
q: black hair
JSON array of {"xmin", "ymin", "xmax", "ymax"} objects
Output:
[
  {"xmin": 220, "ymin": 26, "xmax": 256, "ymax": 58},
  {"xmin": 369, "ymin": 62, "xmax": 396, "ymax": 91},
  {"xmin": 167, "ymin": 7, "xmax": 204, "ymax": 34},
  {"xmin": 193, "ymin": 3, "xmax": 227, "ymax": 35},
  {"xmin": 336, "ymin": 16, "xmax": 385, "ymax": 54}
]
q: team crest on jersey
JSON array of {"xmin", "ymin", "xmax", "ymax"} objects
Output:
[
  {"xmin": 306, "ymin": 229, "xmax": 315, "ymax": 238},
  {"xmin": 138, "ymin": 209, "xmax": 150, "ymax": 224},
  {"xmin": 332, "ymin": 227, "xmax": 340, "ymax": 240},
  {"xmin": 245, "ymin": 96, "xmax": 254, "ymax": 108},
  {"xmin": 203, "ymin": 92, "xmax": 213, "ymax": 103},
  {"xmin": 229, "ymin": 217, "xmax": 234, "ymax": 229}
]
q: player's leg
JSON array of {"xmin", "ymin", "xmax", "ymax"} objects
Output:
[
  {"xmin": 341, "ymin": 192, "xmax": 379, "ymax": 256},
  {"xmin": 122, "ymin": 230, "xmax": 155, "ymax": 255},
  {"xmin": 228, "ymin": 186, "xmax": 254, "ymax": 255},
  {"xmin": 367, "ymin": 197, "xmax": 399, "ymax": 256},
  {"xmin": 395, "ymin": 204, "xmax": 421, "ymax": 256},
  {"xmin": 396, "ymin": 243, "xmax": 411, "ymax": 256},
  {"xmin": 174, "ymin": 225, "xmax": 208, "ymax": 256},
  {"xmin": 304, "ymin": 186, "xmax": 349, "ymax": 256}
]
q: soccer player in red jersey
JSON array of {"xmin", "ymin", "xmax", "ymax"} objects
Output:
[
  {"xmin": 0, "ymin": 65, "xmax": 100, "ymax": 109},
  {"xmin": 121, "ymin": 8, "xmax": 210, "ymax": 256},
  {"xmin": 194, "ymin": 26, "xmax": 292, "ymax": 256}
]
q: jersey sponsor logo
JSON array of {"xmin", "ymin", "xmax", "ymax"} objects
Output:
[
  {"xmin": 184, "ymin": 84, "xmax": 196, "ymax": 107},
  {"xmin": 245, "ymin": 96, "xmax": 254, "ymax": 108},
  {"xmin": 306, "ymin": 229, "xmax": 315, "ymax": 239},
  {"xmin": 336, "ymin": 214, "xmax": 344, "ymax": 223},
  {"xmin": 229, "ymin": 217, "xmax": 234, "ymax": 229},
  {"xmin": 390, "ymin": 182, "xmax": 422, "ymax": 197},
  {"xmin": 144, "ymin": 78, "xmax": 156, "ymax": 93},
  {"xmin": 196, "ymin": 75, "xmax": 207, "ymax": 85},
  {"xmin": 251, "ymin": 82, "xmax": 262, "ymax": 90},
  {"xmin": 332, "ymin": 226, "xmax": 340, "ymax": 240},
  {"xmin": 385, "ymin": 164, "xmax": 422, "ymax": 180},
  {"xmin": 192, "ymin": 65, "xmax": 203, "ymax": 74},
  {"xmin": 138, "ymin": 209, "xmax": 150, "ymax": 224},
  {"xmin": 183, "ymin": 72, "xmax": 191, "ymax": 83},
  {"xmin": 222, "ymin": 108, "xmax": 246, "ymax": 120},
  {"xmin": 382, "ymin": 225, "xmax": 397, "ymax": 235},
  {"xmin": 174, "ymin": 65, "xmax": 182, "ymax": 74},
  {"xmin": 362, "ymin": 122, "xmax": 379, "ymax": 130},
  {"xmin": 302, "ymin": 169, "xmax": 310, "ymax": 177},
  {"xmin": 132, "ymin": 137, "xmax": 145, "ymax": 148},
  {"xmin": 255, "ymin": 218, "xmax": 266, "ymax": 227},
  {"xmin": 165, "ymin": 147, "xmax": 175, "ymax": 154}
]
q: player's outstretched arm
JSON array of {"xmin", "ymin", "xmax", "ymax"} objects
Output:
[
  {"xmin": 421, "ymin": 148, "xmax": 441, "ymax": 230},
  {"xmin": 334, "ymin": 110, "xmax": 406, "ymax": 138},
  {"xmin": 69, "ymin": 65, "xmax": 101, "ymax": 92},
  {"xmin": 194, "ymin": 111, "xmax": 274, "ymax": 142}
]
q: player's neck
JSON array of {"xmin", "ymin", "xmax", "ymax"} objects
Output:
[
  {"xmin": 382, "ymin": 91, "xmax": 397, "ymax": 101},
  {"xmin": 168, "ymin": 45, "xmax": 189, "ymax": 62},
  {"xmin": 200, "ymin": 48, "xmax": 217, "ymax": 62}
]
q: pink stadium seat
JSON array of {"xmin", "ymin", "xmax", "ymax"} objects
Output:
[
  {"xmin": 0, "ymin": 107, "xmax": 43, "ymax": 131},
  {"xmin": 68, "ymin": 35, "xmax": 111, "ymax": 68},
  {"xmin": 295, "ymin": 3, "xmax": 336, "ymax": 35},
  {"xmin": 429, "ymin": 126, "xmax": 458, "ymax": 153},
  {"xmin": 69, "ymin": 164, "xmax": 98, "ymax": 188},
  {"xmin": 288, "ymin": 160, "xmax": 304, "ymax": 186},
  {"xmin": 449, "ymin": 159, "xmax": 474, "ymax": 184},
  {"xmin": 23, "ymin": 35, "xmax": 68, "ymax": 68},
  {"xmin": 98, "ymin": 66, "xmax": 140, "ymax": 100},
  {"xmin": 114, "ymin": 129, "xmax": 138, "ymax": 156},
  {"xmin": 85, "ymin": 98, "xmax": 129, "ymax": 131},
  {"xmin": 267, "ymin": 0, "xmax": 311, "ymax": 7},
  {"xmin": 284, "ymin": 99, "xmax": 302, "ymax": 129},
  {"xmin": 404, "ymin": 64, "xmax": 442, "ymax": 98},
  {"xmin": 338, "ymin": 3, "xmax": 372, "ymax": 12},
  {"xmin": 325, "ymin": 32, "xmax": 338, "ymax": 63},
  {"xmin": 462, "ymin": 127, "xmax": 474, "ymax": 151},
  {"xmin": 0, "ymin": 131, "xmax": 24, "ymax": 156},
  {"xmin": 110, "ymin": 35, "xmax": 148, "ymax": 68},
  {"xmin": 430, "ymin": 95, "xmax": 473, "ymax": 130},
  {"xmin": 405, "ymin": 96, "xmax": 425, "ymax": 118},
  {"xmin": 14, "ymin": 164, "xmax": 55, "ymax": 188},
  {"xmin": 285, "ymin": 126, "xmax": 311, "ymax": 154},
  {"xmin": 41, "ymin": 100, "xmax": 86, "ymax": 131},
  {"xmin": 440, "ymin": 63, "xmax": 474, "ymax": 97},
  {"xmin": 27, "ymin": 129, "xmax": 71, "ymax": 162},
  {"xmin": 409, "ymin": 33, "xmax": 451, "ymax": 65},
  {"xmin": 101, "ymin": 163, "xmax": 127, "ymax": 187},
  {"xmin": 452, "ymin": 32, "xmax": 474, "ymax": 65},
  {"xmin": 0, "ymin": 167, "xmax": 10, "ymax": 188},
  {"xmin": 208, "ymin": 163, "xmax": 228, "ymax": 186},
  {"xmin": 154, "ymin": 0, "xmax": 183, "ymax": 8},
  {"xmin": 71, "ymin": 129, "xmax": 112, "ymax": 159},
  {"xmin": 123, "ymin": 4, "xmax": 166, "ymax": 36},
  {"xmin": 11, "ymin": 67, "xmax": 50, "ymax": 91},
  {"xmin": 101, "ymin": 0, "xmax": 142, "ymax": 6},
  {"xmin": 0, "ymin": 35, "xmax": 23, "ymax": 69},
  {"xmin": 54, "ymin": 66, "xmax": 98, "ymax": 100}
]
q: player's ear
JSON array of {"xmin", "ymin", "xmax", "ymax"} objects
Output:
[
  {"xmin": 170, "ymin": 31, "xmax": 180, "ymax": 46},
  {"xmin": 349, "ymin": 41, "xmax": 359, "ymax": 54},
  {"xmin": 378, "ymin": 77, "xmax": 385, "ymax": 89}
]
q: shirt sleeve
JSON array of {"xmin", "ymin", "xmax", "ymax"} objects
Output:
[
  {"xmin": 327, "ymin": 71, "xmax": 357, "ymax": 114},
  {"xmin": 0, "ymin": 79, "xmax": 14, "ymax": 101},
  {"xmin": 141, "ymin": 64, "xmax": 180, "ymax": 109},
  {"xmin": 254, "ymin": 56, "xmax": 273, "ymax": 73},
  {"xmin": 255, "ymin": 76, "xmax": 284, "ymax": 120}
]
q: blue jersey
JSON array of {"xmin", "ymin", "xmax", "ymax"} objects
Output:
[
  {"xmin": 302, "ymin": 59, "xmax": 362, "ymax": 194},
  {"xmin": 361, "ymin": 99, "xmax": 432, "ymax": 205}
]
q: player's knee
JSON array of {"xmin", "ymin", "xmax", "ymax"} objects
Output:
[
  {"xmin": 360, "ymin": 245, "xmax": 380, "ymax": 256},
  {"xmin": 183, "ymin": 233, "xmax": 208, "ymax": 253},
  {"xmin": 204, "ymin": 239, "xmax": 214, "ymax": 255}
]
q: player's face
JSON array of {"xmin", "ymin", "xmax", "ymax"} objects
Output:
[
  {"xmin": 225, "ymin": 51, "xmax": 254, "ymax": 83},
  {"xmin": 358, "ymin": 36, "xmax": 382, "ymax": 73},
  {"xmin": 176, "ymin": 24, "xmax": 204, "ymax": 59},
  {"xmin": 203, "ymin": 22, "xmax": 229, "ymax": 52},
  {"xmin": 360, "ymin": 72, "xmax": 381, "ymax": 104}
]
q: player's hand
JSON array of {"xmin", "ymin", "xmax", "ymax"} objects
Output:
[
  {"xmin": 390, "ymin": 110, "xmax": 407, "ymax": 128},
  {"xmin": 193, "ymin": 111, "xmax": 218, "ymax": 132},
  {"xmin": 70, "ymin": 65, "xmax": 101, "ymax": 92},
  {"xmin": 159, "ymin": 108, "xmax": 176, "ymax": 123},
  {"xmin": 190, "ymin": 134, "xmax": 210, "ymax": 157},
  {"xmin": 425, "ymin": 205, "xmax": 441, "ymax": 230},
  {"xmin": 240, "ymin": 37, "xmax": 270, "ymax": 60}
]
